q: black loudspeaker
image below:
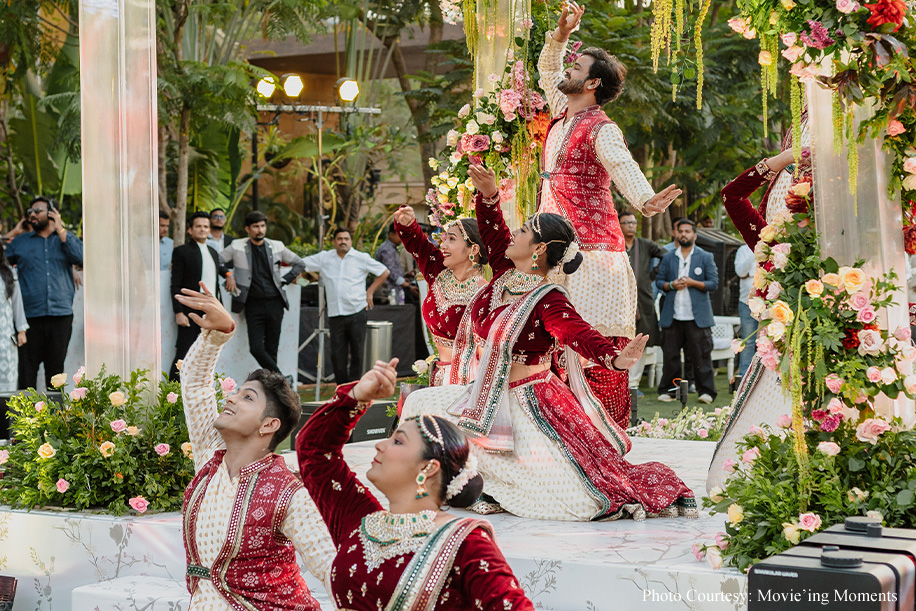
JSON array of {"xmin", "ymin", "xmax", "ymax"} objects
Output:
[
  {"xmin": 748, "ymin": 517, "xmax": 916, "ymax": 610},
  {"xmin": 289, "ymin": 400, "xmax": 397, "ymax": 451}
]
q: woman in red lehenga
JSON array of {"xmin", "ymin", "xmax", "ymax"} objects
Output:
[
  {"xmin": 295, "ymin": 358, "xmax": 534, "ymax": 611},
  {"xmin": 393, "ymin": 206, "xmax": 488, "ymax": 385},
  {"xmin": 401, "ymin": 164, "xmax": 696, "ymax": 521}
]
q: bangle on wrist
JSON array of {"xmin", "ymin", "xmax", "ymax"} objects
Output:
[
  {"xmin": 754, "ymin": 159, "xmax": 778, "ymax": 181},
  {"xmin": 481, "ymin": 192, "xmax": 500, "ymax": 206}
]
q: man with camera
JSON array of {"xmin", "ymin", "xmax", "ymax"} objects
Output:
[{"xmin": 5, "ymin": 196, "xmax": 84, "ymax": 390}]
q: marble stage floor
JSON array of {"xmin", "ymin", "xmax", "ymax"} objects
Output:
[
  {"xmin": 322, "ymin": 437, "xmax": 747, "ymax": 611},
  {"xmin": 1, "ymin": 438, "xmax": 745, "ymax": 610}
]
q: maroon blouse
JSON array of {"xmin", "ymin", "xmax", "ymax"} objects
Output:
[
  {"xmin": 469, "ymin": 194, "xmax": 624, "ymax": 369},
  {"xmin": 395, "ymin": 221, "xmax": 481, "ymax": 349},
  {"xmin": 720, "ymin": 164, "xmax": 772, "ymax": 250},
  {"xmin": 295, "ymin": 385, "xmax": 534, "ymax": 611}
]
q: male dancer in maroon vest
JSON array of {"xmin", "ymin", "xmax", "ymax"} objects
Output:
[
  {"xmin": 537, "ymin": 1, "xmax": 681, "ymax": 426},
  {"xmin": 175, "ymin": 284, "xmax": 335, "ymax": 611}
]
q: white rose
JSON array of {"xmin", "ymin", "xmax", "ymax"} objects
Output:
[
  {"xmin": 465, "ymin": 120, "xmax": 480, "ymax": 135},
  {"xmin": 492, "ymin": 131, "xmax": 504, "ymax": 143},
  {"xmin": 904, "ymin": 174, "xmax": 916, "ymax": 191},
  {"xmin": 748, "ymin": 296, "xmax": 766, "ymax": 318},
  {"xmin": 446, "ymin": 129, "xmax": 460, "ymax": 147},
  {"xmin": 880, "ymin": 367, "xmax": 898, "ymax": 385},
  {"xmin": 767, "ymin": 320, "xmax": 786, "ymax": 340}
]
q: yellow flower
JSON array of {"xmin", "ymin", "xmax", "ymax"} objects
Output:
[
  {"xmin": 822, "ymin": 273, "xmax": 842, "ymax": 290},
  {"xmin": 759, "ymin": 225, "xmax": 777, "ymax": 243},
  {"xmin": 768, "ymin": 10, "xmax": 780, "ymax": 25},
  {"xmin": 431, "ymin": 176, "xmax": 440, "ymax": 186},
  {"xmin": 438, "ymin": 184, "xmax": 450, "ymax": 195},
  {"xmin": 446, "ymin": 176, "xmax": 459, "ymax": 189},
  {"xmin": 437, "ymin": 192, "xmax": 449, "ymax": 205},
  {"xmin": 790, "ymin": 182, "xmax": 810, "ymax": 197},
  {"xmin": 709, "ymin": 486, "xmax": 725, "ymax": 503},
  {"xmin": 840, "ymin": 267, "xmax": 867, "ymax": 293},
  {"xmin": 181, "ymin": 441, "xmax": 194, "ymax": 459},
  {"xmin": 37, "ymin": 442, "xmax": 56, "ymax": 459},
  {"xmin": 781, "ymin": 0, "xmax": 796, "ymax": 9},
  {"xmin": 847, "ymin": 487, "xmax": 869, "ymax": 502},
  {"xmin": 753, "ymin": 267, "xmax": 767, "ymax": 291},
  {"xmin": 727, "ymin": 503, "xmax": 744, "ymax": 526},
  {"xmin": 50, "ymin": 373, "xmax": 67, "ymax": 388},
  {"xmin": 175, "ymin": 360, "xmax": 183, "ymax": 372},
  {"xmin": 99, "ymin": 441, "xmax": 116, "ymax": 458},
  {"xmin": 770, "ymin": 300, "xmax": 794, "ymax": 324},
  {"xmin": 126, "ymin": 426, "xmax": 141, "ymax": 436},
  {"xmin": 758, "ymin": 51, "xmax": 773, "ymax": 66},
  {"xmin": 804, "ymin": 279, "xmax": 824, "ymax": 298},
  {"xmin": 109, "ymin": 391, "xmax": 126, "ymax": 407},
  {"xmin": 427, "ymin": 158, "xmax": 438, "ymax": 170},
  {"xmin": 464, "ymin": 178, "xmax": 475, "ymax": 191},
  {"xmin": 782, "ymin": 521, "xmax": 801, "ymax": 544}
]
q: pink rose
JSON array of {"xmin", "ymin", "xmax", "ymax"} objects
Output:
[
  {"xmin": 856, "ymin": 418, "xmax": 891, "ymax": 444},
  {"xmin": 776, "ymin": 414, "xmax": 794, "ymax": 428},
  {"xmin": 129, "ymin": 496, "xmax": 150, "ymax": 513},
  {"xmin": 110, "ymin": 419, "xmax": 127, "ymax": 433},
  {"xmin": 835, "ymin": 0, "xmax": 860, "ymax": 13},
  {"xmin": 761, "ymin": 353, "xmax": 780, "ymax": 371},
  {"xmin": 707, "ymin": 546, "xmax": 724, "ymax": 569},
  {"xmin": 826, "ymin": 398, "xmax": 844, "ymax": 414},
  {"xmin": 465, "ymin": 134, "xmax": 491, "ymax": 153},
  {"xmin": 766, "ymin": 282, "xmax": 783, "ymax": 300},
  {"xmin": 715, "ymin": 532, "xmax": 729, "ymax": 550},
  {"xmin": 0, "ymin": 449, "xmax": 8, "ymax": 465},
  {"xmin": 820, "ymin": 415, "xmax": 841, "ymax": 432},
  {"xmin": 856, "ymin": 305, "xmax": 877, "ymax": 324},
  {"xmin": 780, "ymin": 32, "xmax": 798, "ymax": 47},
  {"xmin": 723, "ymin": 458, "xmax": 737, "ymax": 473},
  {"xmin": 221, "ymin": 378, "xmax": 237, "ymax": 393},
  {"xmin": 473, "ymin": 88, "xmax": 485, "ymax": 98},
  {"xmin": 166, "ymin": 392, "xmax": 178, "ymax": 404},
  {"xmin": 658, "ymin": 418, "xmax": 669, "ymax": 426},
  {"xmin": 749, "ymin": 425, "xmax": 766, "ymax": 438},
  {"xmin": 56, "ymin": 478, "xmax": 70, "ymax": 493},
  {"xmin": 698, "ymin": 428, "xmax": 709, "ymax": 439},
  {"xmin": 457, "ymin": 104, "xmax": 471, "ymax": 119},
  {"xmin": 73, "ymin": 366, "xmax": 86, "ymax": 384},
  {"xmin": 757, "ymin": 336, "xmax": 775, "ymax": 354},
  {"xmin": 866, "ymin": 366, "xmax": 882, "ymax": 382},
  {"xmin": 895, "ymin": 326, "xmax": 912, "ymax": 341},
  {"xmin": 905, "ymin": 157, "xmax": 916, "ymax": 175},
  {"xmin": 727, "ymin": 17, "xmax": 748, "ymax": 34},
  {"xmin": 848, "ymin": 292, "xmax": 870, "ymax": 311},
  {"xmin": 35, "ymin": 401, "xmax": 45, "ymax": 412},
  {"xmin": 742, "ymin": 447, "xmax": 761, "ymax": 464},
  {"xmin": 154, "ymin": 443, "xmax": 170, "ymax": 457},
  {"xmin": 904, "ymin": 374, "xmax": 916, "ymax": 394},
  {"xmin": 70, "ymin": 387, "xmax": 88, "ymax": 401},
  {"xmin": 789, "ymin": 61, "xmax": 818, "ymax": 83},
  {"xmin": 731, "ymin": 339, "xmax": 745, "ymax": 354},
  {"xmin": 798, "ymin": 512, "xmax": 823, "ymax": 532},
  {"xmin": 817, "ymin": 441, "xmax": 841, "ymax": 456},
  {"xmin": 825, "ymin": 374, "xmax": 843, "ymax": 394},
  {"xmin": 858, "ymin": 330, "xmax": 885, "ymax": 356},
  {"xmin": 887, "ymin": 119, "xmax": 906, "ymax": 137},
  {"xmin": 692, "ymin": 543, "xmax": 706, "ymax": 561}
]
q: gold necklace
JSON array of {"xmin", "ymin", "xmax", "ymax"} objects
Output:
[
  {"xmin": 433, "ymin": 269, "xmax": 483, "ymax": 315},
  {"xmin": 359, "ymin": 510, "xmax": 437, "ymax": 571}
]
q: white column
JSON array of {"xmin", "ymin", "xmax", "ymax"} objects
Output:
[
  {"xmin": 808, "ymin": 82, "xmax": 915, "ymax": 427},
  {"xmin": 79, "ymin": 0, "xmax": 160, "ymax": 381}
]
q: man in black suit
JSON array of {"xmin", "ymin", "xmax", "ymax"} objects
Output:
[{"xmin": 169, "ymin": 211, "xmax": 225, "ymax": 379}]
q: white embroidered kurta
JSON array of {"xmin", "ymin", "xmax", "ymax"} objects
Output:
[
  {"xmin": 181, "ymin": 329, "xmax": 336, "ymax": 610},
  {"xmin": 537, "ymin": 34, "xmax": 655, "ymax": 338}
]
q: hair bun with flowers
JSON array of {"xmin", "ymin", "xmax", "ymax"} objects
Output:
[
  {"xmin": 560, "ymin": 241, "xmax": 580, "ymax": 265},
  {"xmin": 445, "ymin": 454, "xmax": 478, "ymax": 501}
]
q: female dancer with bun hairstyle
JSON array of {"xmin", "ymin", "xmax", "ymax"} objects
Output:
[
  {"xmin": 393, "ymin": 206, "xmax": 488, "ymax": 385},
  {"xmin": 401, "ymin": 163, "xmax": 696, "ymax": 522},
  {"xmin": 295, "ymin": 357, "xmax": 534, "ymax": 610}
]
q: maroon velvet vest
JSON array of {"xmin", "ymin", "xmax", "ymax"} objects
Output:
[
  {"xmin": 183, "ymin": 451, "xmax": 320, "ymax": 611},
  {"xmin": 542, "ymin": 106, "xmax": 625, "ymax": 252}
]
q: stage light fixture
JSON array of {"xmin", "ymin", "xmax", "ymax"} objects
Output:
[
  {"xmin": 256, "ymin": 77, "xmax": 276, "ymax": 98},
  {"xmin": 283, "ymin": 74, "xmax": 304, "ymax": 98},
  {"xmin": 337, "ymin": 78, "xmax": 360, "ymax": 102}
]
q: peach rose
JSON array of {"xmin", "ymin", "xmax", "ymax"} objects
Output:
[
  {"xmin": 840, "ymin": 267, "xmax": 867, "ymax": 293},
  {"xmin": 706, "ymin": 547, "xmax": 724, "ymax": 570},
  {"xmin": 50, "ymin": 373, "xmax": 67, "ymax": 388},
  {"xmin": 109, "ymin": 391, "xmax": 126, "ymax": 407},
  {"xmin": 887, "ymin": 119, "xmax": 906, "ymax": 137},
  {"xmin": 822, "ymin": 273, "xmax": 842, "ymax": 289},
  {"xmin": 126, "ymin": 426, "xmax": 141, "ymax": 436},
  {"xmin": 766, "ymin": 321, "xmax": 786, "ymax": 341},
  {"xmin": 789, "ymin": 181, "xmax": 811, "ymax": 197},
  {"xmin": 727, "ymin": 503, "xmax": 744, "ymax": 525},
  {"xmin": 759, "ymin": 225, "xmax": 778, "ymax": 243},
  {"xmin": 708, "ymin": 486, "xmax": 725, "ymax": 503},
  {"xmin": 770, "ymin": 300, "xmax": 794, "ymax": 324},
  {"xmin": 904, "ymin": 174, "xmax": 916, "ymax": 191},
  {"xmin": 181, "ymin": 441, "xmax": 193, "ymax": 459},
  {"xmin": 781, "ymin": 45, "xmax": 805, "ymax": 63},
  {"xmin": 758, "ymin": 51, "xmax": 773, "ymax": 66},
  {"xmin": 804, "ymin": 279, "xmax": 824, "ymax": 298},
  {"xmin": 99, "ymin": 441, "xmax": 116, "ymax": 458},
  {"xmin": 37, "ymin": 443, "xmax": 56, "ymax": 459},
  {"xmin": 782, "ymin": 521, "xmax": 801, "ymax": 544}
]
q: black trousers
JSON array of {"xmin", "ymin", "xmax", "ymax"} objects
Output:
[
  {"xmin": 18, "ymin": 315, "xmax": 74, "ymax": 390},
  {"xmin": 245, "ymin": 297, "xmax": 285, "ymax": 373},
  {"xmin": 328, "ymin": 310, "xmax": 368, "ymax": 384},
  {"xmin": 658, "ymin": 319, "xmax": 716, "ymax": 398},
  {"xmin": 169, "ymin": 316, "xmax": 201, "ymax": 380}
]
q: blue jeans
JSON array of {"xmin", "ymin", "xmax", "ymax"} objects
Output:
[{"xmin": 738, "ymin": 302, "xmax": 758, "ymax": 379}]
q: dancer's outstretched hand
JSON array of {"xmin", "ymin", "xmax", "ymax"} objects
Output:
[
  {"xmin": 350, "ymin": 358, "xmax": 399, "ymax": 402},
  {"xmin": 174, "ymin": 282, "xmax": 235, "ymax": 333},
  {"xmin": 555, "ymin": 1, "xmax": 585, "ymax": 42},
  {"xmin": 393, "ymin": 205, "xmax": 416, "ymax": 226},
  {"xmin": 643, "ymin": 185, "xmax": 682, "ymax": 216},
  {"xmin": 611, "ymin": 333, "xmax": 649, "ymax": 370},
  {"xmin": 468, "ymin": 164, "xmax": 498, "ymax": 200}
]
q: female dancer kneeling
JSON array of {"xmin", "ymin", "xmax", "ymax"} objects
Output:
[
  {"xmin": 393, "ymin": 206, "xmax": 488, "ymax": 385},
  {"xmin": 401, "ymin": 164, "xmax": 696, "ymax": 522},
  {"xmin": 295, "ymin": 358, "xmax": 534, "ymax": 610}
]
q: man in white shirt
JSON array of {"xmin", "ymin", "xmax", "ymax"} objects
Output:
[
  {"xmin": 303, "ymin": 228, "xmax": 389, "ymax": 384},
  {"xmin": 169, "ymin": 211, "xmax": 224, "ymax": 379},
  {"xmin": 655, "ymin": 220, "xmax": 719, "ymax": 403},
  {"xmin": 734, "ymin": 244, "xmax": 757, "ymax": 380},
  {"xmin": 159, "ymin": 210, "xmax": 174, "ymax": 271}
]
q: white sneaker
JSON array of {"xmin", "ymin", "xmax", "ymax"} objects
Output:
[
  {"xmin": 657, "ymin": 393, "xmax": 675, "ymax": 402},
  {"xmin": 698, "ymin": 393, "xmax": 713, "ymax": 404}
]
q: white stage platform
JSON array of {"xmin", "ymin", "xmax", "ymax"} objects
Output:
[{"xmin": 1, "ymin": 438, "xmax": 745, "ymax": 610}]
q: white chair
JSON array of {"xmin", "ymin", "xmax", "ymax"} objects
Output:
[
  {"xmin": 710, "ymin": 315, "xmax": 741, "ymax": 381},
  {"xmin": 644, "ymin": 345, "xmax": 662, "ymax": 389}
]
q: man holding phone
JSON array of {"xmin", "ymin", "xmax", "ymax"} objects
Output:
[{"xmin": 5, "ymin": 196, "xmax": 83, "ymax": 390}]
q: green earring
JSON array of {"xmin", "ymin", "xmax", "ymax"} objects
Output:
[{"xmin": 531, "ymin": 253, "xmax": 539, "ymax": 271}]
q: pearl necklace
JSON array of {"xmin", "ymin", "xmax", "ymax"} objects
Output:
[{"xmin": 359, "ymin": 510, "xmax": 437, "ymax": 572}]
